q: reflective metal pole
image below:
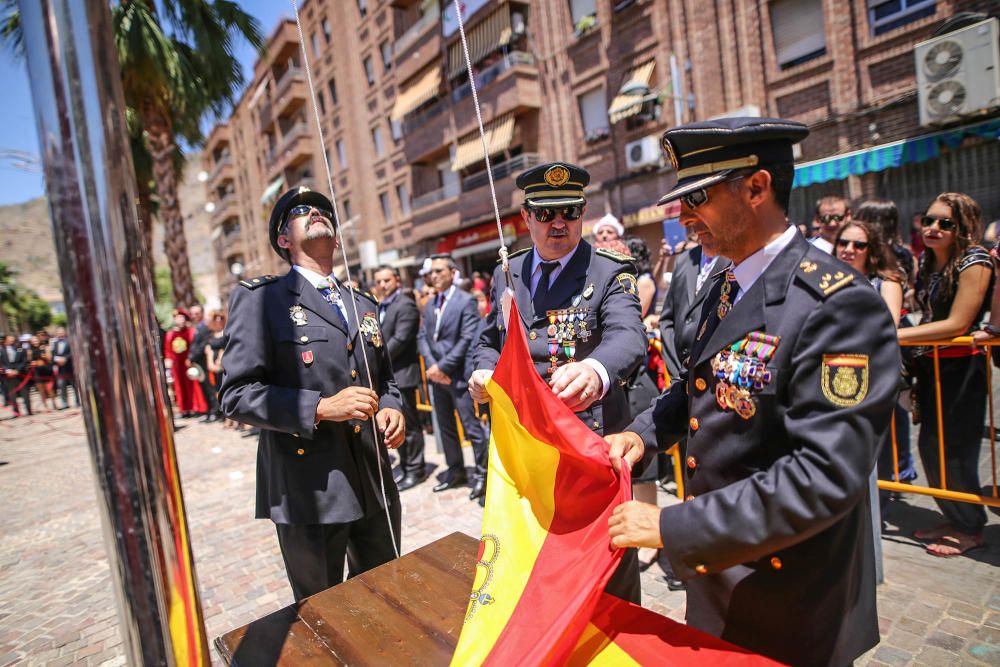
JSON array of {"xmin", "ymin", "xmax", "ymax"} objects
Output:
[{"xmin": 19, "ymin": 0, "xmax": 209, "ymax": 663}]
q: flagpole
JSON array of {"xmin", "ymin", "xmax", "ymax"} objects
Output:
[{"xmin": 18, "ymin": 0, "xmax": 209, "ymax": 663}]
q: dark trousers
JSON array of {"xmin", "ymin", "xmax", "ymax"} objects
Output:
[
  {"xmin": 431, "ymin": 382, "xmax": 487, "ymax": 482},
  {"xmin": 915, "ymin": 355, "xmax": 988, "ymax": 534},
  {"xmin": 55, "ymin": 370, "xmax": 77, "ymax": 408},
  {"xmin": 605, "ymin": 547, "xmax": 641, "ymax": 603},
  {"xmin": 397, "ymin": 386, "xmax": 425, "ymax": 476},
  {"xmin": 274, "ymin": 505, "xmax": 401, "ymax": 602},
  {"xmin": 3, "ymin": 377, "xmax": 31, "ymax": 415},
  {"xmin": 200, "ymin": 374, "xmax": 219, "ymax": 415}
]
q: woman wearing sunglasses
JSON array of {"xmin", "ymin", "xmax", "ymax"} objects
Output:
[{"xmin": 898, "ymin": 192, "xmax": 993, "ymax": 558}]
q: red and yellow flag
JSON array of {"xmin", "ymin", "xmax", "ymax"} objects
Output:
[{"xmin": 451, "ymin": 299, "xmax": 782, "ymax": 666}]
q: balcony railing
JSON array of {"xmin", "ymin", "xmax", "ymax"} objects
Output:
[
  {"xmin": 268, "ymin": 123, "xmax": 310, "ymax": 164},
  {"xmin": 451, "ymin": 52, "xmax": 535, "ymax": 104},
  {"xmin": 209, "ymin": 153, "xmax": 232, "ymax": 182},
  {"xmin": 402, "ymin": 94, "xmax": 449, "ymax": 135},
  {"xmin": 274, "ymin": 67, "xmax": 303, "ymax": 99},
  {"xmin": 411, "ymin": 180, "xmax": 461, "ymax": 210},
  {"xmin": 462, "ymin": 153, "xmax": 541, "ymax": 192},
  {"xmin": 393, "ymin": 4, "xmax": 440, "ymax": 56},
  {"xmin": 211, "ymin": 192, "xmax": 237, "ymax": 221}
]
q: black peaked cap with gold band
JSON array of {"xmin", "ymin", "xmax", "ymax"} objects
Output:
[
  {"xmin": 658, "ymin": 117, "xmax": 809, "ymax": 205},
  {"xmin": 515, "ymin": 162, "xmax": 590, "ymax": 207},
  {"xmin": 268, "ymin": 186, "xmax": 336, "ymax": 262}
]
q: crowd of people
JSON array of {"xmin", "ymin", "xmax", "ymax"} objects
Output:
[{"xmin": 0, "ymin": 327, "xmax": 75, "ymax": 416}]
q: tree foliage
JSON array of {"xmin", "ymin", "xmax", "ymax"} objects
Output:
[{"xmin": 0, "ymin": 262, "xmax": 52, "ymax": 333}]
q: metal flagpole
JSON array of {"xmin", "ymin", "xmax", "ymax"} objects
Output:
[{"xmin": 18, "ymin": 0, "xmax": 209, "ymax": 663}]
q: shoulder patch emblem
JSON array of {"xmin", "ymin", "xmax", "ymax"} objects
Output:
[
  {"xmin": 239, "ymin": 275, "xmax": 278, "ymax": 289},
  {"xmin": 617, "ymin": 273, "xmax": 639, "ymax": 296},
  {"xmin": 799, "ymin": 265, "xmax": 855, "ymax": 297},
  {"xmin": 353, "ymin": 288, "xmax": 380, "ymax": 305},
  {"xmin": 821, "ymin": 354, "xmax": 869, "ymax": 407},
  {"xmin": 596, "ymin": 247, "xmax": 634, "ymax": 263},
  {"xmin": 799, "ymin": 260, "xmax": 818, "ymax": 273}
]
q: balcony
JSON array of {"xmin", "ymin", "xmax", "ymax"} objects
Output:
[
  {"xmin": 452, "ymin": 56, "xmax": 540, "ymax": 138},
  {"xmin": 258, "ymin": 99, "xmax": 274, "ymax": 131},
  {"xmin": 267, "ymin": 123, "xmax": 312, "ymax": 169},
  {"xmin": 273, "ymin": 67, "xmax": 305, "ymax": 116},
  {"xmin": 393, "ymin": 8, "xmax": 441, "ymax": 84},
  {"xmin": 412, "ymin": 180, "xmax": 461, "ymax": 211},
  {"xmin": 459, "ymin": 166, "xmax": 521, "ymax": 223},
  {"xmin": 462, "ymin": 153, "xmax": 540, "ymax": 192},
  {"xmin": 402, "ymin": 98, "xmax": 452, "ymax": 164},
  {"xmin": 451, "ymin": 52, "xmax": 534, "ymax": 104},
  {"xmin": 208, "ymin": 153, "xmax": 233, "ymax": 186},
  {"xmin": 211, "ymin": 193, "xmax": 238, "ymax": 224}
]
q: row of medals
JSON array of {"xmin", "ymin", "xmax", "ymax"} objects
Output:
[{"xmin": 545, "ymin": 308, "xmax": 590, "ymax": 375}]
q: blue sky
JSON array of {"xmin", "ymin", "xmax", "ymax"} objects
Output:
[{"xmin": 0, "ymin": 0, "xmax": 290, "ymax": 206}]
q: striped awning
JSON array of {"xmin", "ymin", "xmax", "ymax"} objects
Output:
[
  {"xmin": 608, "ymin": 61, "xmax": 655, "ymax": 124},
  {"xmin": 793, "ymin": 117, "xmax": 1000, "ymax": 187},
  {"xmin": 447, "ymin": 7, "xmax": 513, "ymax": 79},
  {"xmin": 390, "ymin": 65, "xmax": 442, "ymax": 120},
  {"xmin": 451, "ymin": 113, "xmax": 516, "ymax": 172}
]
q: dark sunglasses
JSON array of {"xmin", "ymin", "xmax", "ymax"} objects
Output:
[
  {"xmin": 819, "ymin": 213, "xmax": 847, "ymax": 224},
  {"xmin": 286, "ymin": 205, "xmax": 334, "ymax": 222},
  {"xmin": 836, "ymin": 239, "xmax": 869, "ymax": 250},
  {"xmin": 527, "ymin": 204, "xmax": 584, "ymax": 222},
  {"xmin": 679, "ymin": 174, "xmax": 747, "ymax": 209},
  {"xmin": 919, "ymin": 215, "xmax": 957, "ymax": 232}
]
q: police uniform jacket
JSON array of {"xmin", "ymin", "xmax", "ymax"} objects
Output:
[
  {"xmin": 380, "ymin": 291, "xmax": 421, "ymax": 390},
  {"xmin": 475, "ymin": 240, "xmax": 646, "ymax": 435},
  {"xmin": 658, "ymin": 246, "xmax": 724, "ymax": 380},
  {"xmin": 418, "ymin": 287, "xmax": 480, "ymax": 391},
  {"xmin": 630, "ymin": 232, "xmax": 899, "ymax": 666},
  {"xmin": 219, "ymin": 270, "xmax": 402, "ymax": 526}
]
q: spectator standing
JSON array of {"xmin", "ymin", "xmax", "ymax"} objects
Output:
[
  {"xmin": 189, "ymin": 305, "xmax": 219, "ymax": 422},
  {"xmin": 49, "ymin": 326, "xmax": 75, "ymax": 409},
  {"xmin": 1, "ymin": 333, "xmax": 31, "ymax": 416},
  {"xmin": 811, "ymin": 195, "xmax": 851, "ymax": 254},
  {"xmin": 163, "ymin": 308, "xmax": 208, "ymax": 418},
  {"xmin": 28, "ymin": 335, "xmax": 56, "ymax": 412},
  {"xmin": 203, "ymin": 311, "xmax": 228, "ymax": 424},
  {"xmin": 899, "ymin": 192, "xmax": 993, "ymax": 558},
  {"xmin": 592, "ymin": 213, "xmax": 624, "ymax": 244}
]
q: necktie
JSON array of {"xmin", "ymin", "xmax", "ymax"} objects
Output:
[
  {"xmin": 317, "ymin": 276, "xmax": 349, "ymax": 328},
  {"xmin": 533, "ymin": 261, "xmax": 559, "ymax": 315},
  {"xmin": 691, "ymin": 273, "xmax": 740, "ymax": 365}
]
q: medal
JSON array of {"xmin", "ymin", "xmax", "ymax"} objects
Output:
[
  {"xmin": 301, "ymin": 350, "xmax": 314, "ymax": 366},
  {"xmin": 583, "ymin": 284, "xmax": 594, "ymax": 299},
  {"xmin": 290, "ymin": 305, "xmax": 308, "ymax": 326}
]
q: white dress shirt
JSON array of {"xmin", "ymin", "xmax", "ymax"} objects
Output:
[
  {"xmin": 293, "ymin": 265, "xmax": 348, "ymax": 321},
  {"xmin": 809, "ymin": 236, "xmax": 834, "ymax": 255},
  {"xmin": 731, "ymin": 224, "xmax": 799, "ymax": 304}
]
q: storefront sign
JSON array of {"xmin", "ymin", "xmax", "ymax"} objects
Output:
[
  {"xmin": 621, "ymin": 200, "xmax": 681, "ymax": 228},
  {"xmin": 436, "ymin": 215, "xmax": 527, "ymax": 254}
]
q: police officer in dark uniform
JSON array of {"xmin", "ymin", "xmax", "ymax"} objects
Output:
[
  {"xmin": 220, "ymin": 187, "xmax": 405, "ymax": 602},
  {"xmin": 470, "ymin": 162, "xmax": 648, "ymax": 603},
  {"xmin": 606, "ymin": 118, "xmax": 900, "ymax": 666}
]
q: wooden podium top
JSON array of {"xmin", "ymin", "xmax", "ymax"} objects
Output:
[{"xmin": 215, "ymin": 532, "xmax": 478, "ymax": 666}]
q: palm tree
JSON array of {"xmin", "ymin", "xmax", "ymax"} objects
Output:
[{"xmin": 3, "ymin": 0, "xmax": 263, "ymax": 307}]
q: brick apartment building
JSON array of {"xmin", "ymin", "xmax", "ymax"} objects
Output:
[{"xmin": 204, "ymin": 0, "xmax": 999, "ymax": 299}]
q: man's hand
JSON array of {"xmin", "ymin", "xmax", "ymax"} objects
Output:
[
  {"xmin": 316, "ymin": 387, "xmax": 379, "ymax": 423},
  {"xmin": 549, "ymin": 362, "xmax": 601, "ymax": 411},
  {"xmin": 609, "ymin": 501, "xmax": 664, "ymax": 549},
  {"xmin": 606, "ymin": 431, "xmax": 645, "ymax": 475},
  {"xmin": 376, "ymin": 408, "xmax": 405, "ymax": 448},
  {"xmin": 426, "ymin": 364, "xmax": 452, "ymax": 385},
  {"xmin": 468, "ymin": 369, "xmax": 493, "ymax": 403}
]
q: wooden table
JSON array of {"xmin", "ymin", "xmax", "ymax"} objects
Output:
[{"xmin": 215, "ymin": 532, "xmax": 478, "ymax": 666}]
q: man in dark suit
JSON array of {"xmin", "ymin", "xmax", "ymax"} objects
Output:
[
  {"xmin": 50, "ymin": 326, "xmax": 76, "ymax": 409},
  {"xmin": 607, "ymin": 118, "xmax": 899, "ymax": 666},
  {"xmin": 188, "ymin": 304, "xmax": 217, "ymax": 421},
  {"xmin": 469, "ymin": 162, "xmax": 648, "ymax": 603},
  {"xmin": 2, "ymin": 333, "xmax": 31, "ymax": 416},
  {"xmin": 220, "ymin": 186, "xmax": 405, "ymax": 602},
  {"xmin": 418, "ymin": 253, "xmax": 488, "ymax": 500},
  {"xmin": 658, "ymin": 245, "xmax": 724, "ymax": 381},
  {"xmin": 373, "ymin": 264, "xmax": 426, "ymax": 491}
]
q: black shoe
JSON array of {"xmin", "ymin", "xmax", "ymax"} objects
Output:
[
  {"xmin": 478, "ymin": 495, "xmax": 485, "ymax": 508},
  {"xmin": 433, "ymin": 476, "xmax": 467, "ymax": 493},
  {"xmin": 665, "ymin": 573, "xmax": 686, "ymax": 591},
  {"xmin": 469, "ymin": 479, "xmax": 486, "ymax": 500},
  {"xmin": 397, "ymin": 472, "xmax": 428, "ymax": 491}
]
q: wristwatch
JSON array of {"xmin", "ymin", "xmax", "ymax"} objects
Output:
[{"xmin": 982, "ymin": 323, "xmax": 1000, "ymax": 337}]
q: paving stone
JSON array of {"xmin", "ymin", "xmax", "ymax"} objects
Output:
[
  {"xmin": 915, "ymin": 644, "xmax": 963, "ymax": 666},
  {"xmin": 872, "ymin": 645, "xmax": 913, "ymax": 666},
  {"xmin": 926, "ymin": 630, "xmax": 966, "ymax": 653}
]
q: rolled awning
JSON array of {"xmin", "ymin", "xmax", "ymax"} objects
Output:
[
  {"xmin": 260, "ymin": 176, "xmax": 285, "ymax": 204},
  {"xmin": 390, "ymin": 65, "xmax": 443, "ymax": 120},
  {"xmin": 447, "ymin": 7, "xmax": 513, "ymax": 79},
  {"xmin": 451, "ymin": 113, "xmax": 515, "ymax": 172},
  {"xmin": 608, "ymin": 61, "xmax": 655, "ymax": 124}
]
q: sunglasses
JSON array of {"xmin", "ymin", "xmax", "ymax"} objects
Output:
[
  {"xmin": 919, "ymin": 215, "xmax": 957, "ymax": 232},
  {"xmin": 819, "ymin": 214, "xmax": 847, "ymax": 224},
  {"xmin": 286, "ymin": 205, "xmax": 334, "ymax": 222},
  {"xmin": 527, "ymin": 204, "xmax": 584, "ymax": 222},
  {"xmin": 836, "ymin": 239, "xmax": 869, "ymax": 251},
  {"xmin": 679, "ymin": 174, "xmax": 747, "ymax": 209}
]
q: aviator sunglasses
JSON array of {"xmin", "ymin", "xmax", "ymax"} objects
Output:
[
  {"xmin": 679, "ymin": 173, "xmax": 748, "ymax": 209},
  {"xmin": 286, "ymin": 204, "xmax": 334, "ymax": 223},
  {"xmin": 919, "ymin": 215, "xmax": 957, "ymax": 232},
  {"xmin": 527, "ymin": 204, "xmax": 584, "ymax": 222},
  {"xmin": 836, "ymin": 238, "xmax": 869, "ymax": 251}
]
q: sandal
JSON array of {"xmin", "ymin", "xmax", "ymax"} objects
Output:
[
  {"xmin": 913, "ymin": 523, "xmax": 954, "ymax": 541},
  {"xmin": 926, "ymin": 532, "xmax": 984, "ymax": 558}
]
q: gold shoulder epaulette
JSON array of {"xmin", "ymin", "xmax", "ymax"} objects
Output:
[
  {"xmin": 239, "ymin": 275, "xmax": 278, "ymax": 289},
  {"xmin": 354, "ymin": 288, "xmax": 380, "ymax": 304},
  {"xmin": 798, "ymin": 261, "xmax": 855, "ymax": 297},
  {"xmin": 498, "ymin": 247, "xmax": 531, "ymax": 263},
  {"xmin": 596, "ymin": 247, "xmax": 634, "ymax": 263}
]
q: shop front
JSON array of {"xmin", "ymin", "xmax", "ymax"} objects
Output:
[{"xmin": 436, "ymin": 214, "xmax": 530, "ymax": 278}]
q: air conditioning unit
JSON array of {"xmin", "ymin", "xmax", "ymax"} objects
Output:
[
  {"xmin": 915, "ymin": 17, "xmax": 1000, "ymax": 127},
  {"xmin": 625, "ymin": 135, "xmax": 662, "ymax": 171}
]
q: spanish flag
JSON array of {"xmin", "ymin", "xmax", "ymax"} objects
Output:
[{"xmin": 451, "ymin": 299, "xmax": 782, "ymax": 666}]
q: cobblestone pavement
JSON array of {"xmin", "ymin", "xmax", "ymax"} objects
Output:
[{"xmin": 1, "ymin": 403, "xmax": 998, "ymax": 666}]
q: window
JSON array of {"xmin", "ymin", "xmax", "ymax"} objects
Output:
[
  {"xmin": 396, "ymin": 184, "xmax": 411, "ymax": 218},
  {"xmin": 317, "ymin": 90, "xmax": 326, "ymax": 116},
  {"xmin": 328, "ymin": 78, "xmax": 338, "ymax": 105},
  {"xmin": 769, "ymin": 0, "xmax": 826, "ymax": 69},
  {"xmin": 323, "ymin": 147, "xmax": 332, "ymax": 170},
  {"xmin": 569, "ymin": 0, "xmax": 597, "ymax": 33},
  {"xmin": 336, "ymin": 139, "xmax": 347, "ymax": 169},
  {"xmin": 372, "ymin": 126, "xmax": 385, "ymax": 158},
  {"xmin": 357, "ymin": 0, "xmax": 367, "ymax": 18},
  {"xmin": 390, "ymin": 117, "xmax": 403, "ymax": 143},
  {"xmin": 578, "ymin": 87, "xmax": 609, "ymax": 142},
  {"xmin": 868, "ymin": 0, "xmax": 935, "ymax": 36},
  {"xmin": 363, "ymin": 56, "xmax": 375, "ymax": 86},
  {"xmin": 380, "ymin": 40, "xmax": 393, "ymax": 72},
  {"xmin": 310, "ymin": 32, "xmax": 321, "ymax": 58},
  {"xmin": 322, "ymin": 18, "xmax": 332, "ymax": 44},
  {"xmin": 343, "ymin": 198, "xmax": 353, "ymax": 220},
  {"xmin": 379, "ymin": 192, "xmax": 393, "ymax": 224}
]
